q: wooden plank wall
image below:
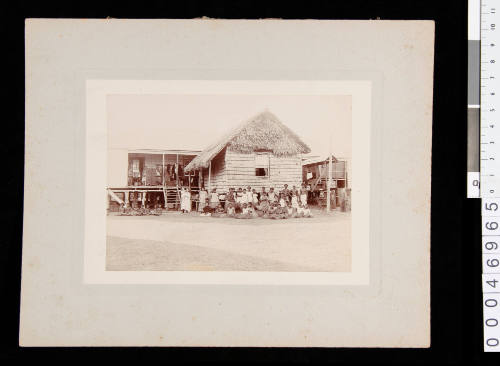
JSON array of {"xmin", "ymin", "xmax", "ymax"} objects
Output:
[
  {"xmin": 218, "ymin": 150, "xmax": 302, "ymax": 191},
  {"xmin": 202, "ymin": 149, "xmax": 227, "ymax": 191},
  {"xmin": 269, "ymin": 154, "xmax": 303, "ymax": 190}
]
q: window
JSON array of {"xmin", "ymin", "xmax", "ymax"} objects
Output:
[
  {"xmin": 256, "ymin": 167, "xmax": 268, "ymax": 176},
  {"xmin": 131, "ymin": 159, "xmax": 140, "ymax": 177},
  {"xmin": 255, "ymin": 153, "xmax": 269, "ymax": 177}
]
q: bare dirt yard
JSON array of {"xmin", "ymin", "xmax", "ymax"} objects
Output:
[{"xmin": 106, "ymin": 208, "xmax": 351, "ymax": 272}]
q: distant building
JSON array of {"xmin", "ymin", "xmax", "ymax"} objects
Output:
[{"xmin": 302, "ymin": 155, "xmax": 349, "ymax": 191}]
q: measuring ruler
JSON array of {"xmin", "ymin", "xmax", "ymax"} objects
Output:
[{"xmin": 470, "ymin": 0, "xmax": 500, "ymax": 352}]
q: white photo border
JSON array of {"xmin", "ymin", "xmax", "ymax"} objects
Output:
[{"xmin": 84, "ymin": 80, "xmax": 372, "ymax": 285}]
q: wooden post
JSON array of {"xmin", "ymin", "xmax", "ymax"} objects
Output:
[
  {"xmin": 162, "ymin": 153, "xmax": 165, "ymax": 186},
  {"xmin": 124, "ymin": 191, "xmax": 130, "ymax": 208},
  {"xmin": 208, "ymin": 161, "xmax": 212, "ymax": 192},
  {"xmin": 327, "ymin": 133, "xmax": 333, "ymax": 212},
  {"xmin": 176, "ymin": 153, "xmax": 179, "ymax": 188},
  {"xmin": 268, "ymin": 153, "xmax": 271, "ymax": 188},
  {"xmin": 106, "ymin": 189, "xmax": 110, "ymax": 213},
  {"xmin": 199, "ymin": 168, "xmax": 202, "ymax": 188}
]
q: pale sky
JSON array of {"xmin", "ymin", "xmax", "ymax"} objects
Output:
[{"xmin": 107, "ymin": 94, "xmax": 352, "ymax": 159}]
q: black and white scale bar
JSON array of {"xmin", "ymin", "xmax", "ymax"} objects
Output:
[
  {"xmin": 469, "ymin": 0, "xmax": 481, "ymax": 198},
  {"xmin": 478, "ymin": 0, "xmax": 500, "ymax": 351}
]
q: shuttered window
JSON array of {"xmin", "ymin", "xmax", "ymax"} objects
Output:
[{"xmin": 255, "ymin": 153, "xmax": 269, "ymax": 177}]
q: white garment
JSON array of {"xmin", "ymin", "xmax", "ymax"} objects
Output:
[
  {"xmin": 279, "ymin": 198, "xmax": 286, "ymax": 208},
  {"xmin": 252, "ymin": 193, "xmax": 259, "ymax": 204},
  {"xmin": 268, "ymin": 192, "xmax": 276, "ymax": 202},
  {"xmin": 210, "ymin": 192, "xmax": 219, "ymax": 204},
  {"xmin": 291, "ymin": 196, "xmax": 299, "ymax": 208},
  {"xmin": 246, "ymin": 191, "xmax": 253, "ymax": 203},
  {"xmin": 300, "ymin": 193, "xmax": 307, "ymax": 204},
  {"xmin": 198, "ymin": 190, "xmax": 208, "ymax": 211},
  {"xmin": 240, "ymin": 194, "xmax": 249, "ymax": 204},
  {"xmin": 199, "ymin": 190, "xmax": 207, "ymax": 203},
  {"xmin": 181, "ymin": 191, "xmax": 191, "ymax": 212}
]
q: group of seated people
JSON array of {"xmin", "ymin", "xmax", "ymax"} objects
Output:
[{"xmin": 198, "ymin": 184, "xmax": 313, "ymax": 219}]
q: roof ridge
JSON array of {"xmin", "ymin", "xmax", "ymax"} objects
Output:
[{"xmin": 185, "ymin": 110, "xmax": 311, "ymax": 172}]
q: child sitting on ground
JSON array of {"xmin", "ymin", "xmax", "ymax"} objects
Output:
[
  {"xmin": 296, "ymin": 202, "xmax": 305, "ymax": 218},
  {"xmin": 226, "ymin": 202, "xmax": 236, "ymax": 217},
  {"xmin": 235, "ymin": 203, "xmax": 252, "ymax": 219},
  {"xmin": 302, "ymin": 203, "xmax": 313, "ymax": 218},
  {"xmin": 286, "ymin": 201, "xmax": 294, "ymax": 217}
]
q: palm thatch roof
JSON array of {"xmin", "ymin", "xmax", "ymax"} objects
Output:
[{"xmin": 185, "ymin": 110, "xmax": 311, "ymax": 172}]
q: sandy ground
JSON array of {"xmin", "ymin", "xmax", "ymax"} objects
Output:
[{"xmin": 106, "ymin": 209, "xmax": 351, "ymax": 272}]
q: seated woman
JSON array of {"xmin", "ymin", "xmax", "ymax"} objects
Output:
[
  {"xmin": 200, "ymin": 205, "xmax": 212, "ymax": 216},
  {"xmin": 270, "ymin": 203, "xmax": 287, "ymax": 219},
  {"xmin": 246, "ymin": 204, "xmax": 258, "ymax": 218},
  {"xmin": 256, "ymin": 195, "xmax": 269, "ymax": 216},
  {"xmin": 235, "ymin": 203, "xmax": 252, "ymax": 219},
  {"xmin": 211, "ymin": 203, "xmax": 226, "ymax": 218},
  {"xmin": 266, "ymin": 202, "xmax": 276, "ymax": 217}
]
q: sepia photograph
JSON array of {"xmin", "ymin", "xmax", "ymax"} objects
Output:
[
  {"xmin": 20, "ymin": 18, "xmax": 435, "ymax": 348},
  {"xmin": 105, "ymin": 93, "xmax": 352, "ymax": 272}
]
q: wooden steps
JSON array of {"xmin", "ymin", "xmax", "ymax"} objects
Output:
[{"xmin": 162, "ymin": 186, "xmax": 200, "ymax": 209}]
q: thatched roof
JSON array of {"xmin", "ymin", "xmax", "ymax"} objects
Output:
[{"xmin": 185, "ymin": 110, "xmax": 311, "ymax": 172}]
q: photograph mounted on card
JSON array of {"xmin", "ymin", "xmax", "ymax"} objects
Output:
[
  {"xmin": 21, "ymin": 19, "xmax": 433, "ymax": 347},
  {"xmin": 85, "ymin": 80, "xmax": 371, "ymax": 285}
]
